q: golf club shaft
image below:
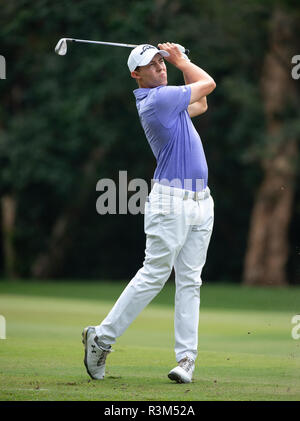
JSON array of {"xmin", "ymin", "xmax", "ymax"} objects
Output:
[
  {"xmin": 61, "ymin": 38, "xmax": 189, "ymax": 55},
  {"xmin": 66, "ymin": 38, "xmax": 138, "ymax": 49}
]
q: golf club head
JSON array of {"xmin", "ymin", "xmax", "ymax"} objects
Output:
[{"xmin": 55, "ymin": 38, "xmax": 68, "ymax": 55}]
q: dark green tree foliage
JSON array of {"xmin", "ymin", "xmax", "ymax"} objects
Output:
[{"xmin": 0, "ymin": 0, "xmax": 299, "ymax": 281}]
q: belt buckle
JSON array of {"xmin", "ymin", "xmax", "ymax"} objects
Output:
[
  {"xmin": 192, "ymin": 188, "xmax": 209, "ymax": 201},
  {"xmin": 195, "ymin": 191, "xmax": 205, "ymax": 201}
]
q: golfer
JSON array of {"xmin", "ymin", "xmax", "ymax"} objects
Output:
[{"xmin": 83, "ymin": 42, "xmax": 216, "ymax": 383}]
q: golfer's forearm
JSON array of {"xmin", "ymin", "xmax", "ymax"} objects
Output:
[
  {"xmin": 177, "ymin": 60, "xmax": 215, "ymax": 85},
  {"xmin": 175, "ymin": 60, "xmax": 216, "ymax": 103}
]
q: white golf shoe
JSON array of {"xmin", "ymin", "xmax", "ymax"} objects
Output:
[
  {"xmin": 82, "ymin": 326, "xmax": 111, "ymax": 380},
  {"xmin": 168, "ymin": 357, "xmax": 195, "ymax": 383}
]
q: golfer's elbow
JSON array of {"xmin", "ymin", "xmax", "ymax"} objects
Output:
[
  {"xmin": 202, "ymin": 101, "xmax": 208, "ymax": 113},
  {"xmin": 208, "ymin": 78, "xmax": 216, "ymax": 94},
  {"xmin": 190, "ymin": 78, "xmax": 216, "ymax": 104},
  {"xmin": 199, "ymin": 97, "xmax": 208, "ymax": 114}
]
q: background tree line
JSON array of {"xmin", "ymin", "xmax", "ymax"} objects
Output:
[{"xmin": 0, "ymin": 0, "xmax": 299, "ymax": 285}]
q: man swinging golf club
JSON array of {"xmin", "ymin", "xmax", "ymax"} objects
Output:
[{"xmin": 82, "ymin": 42, "xmax": 216, "ymax": 383}]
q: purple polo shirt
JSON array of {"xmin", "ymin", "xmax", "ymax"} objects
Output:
[{"xmin": 133, "ymin": 85, "xmax": 208, "ymax": 192}]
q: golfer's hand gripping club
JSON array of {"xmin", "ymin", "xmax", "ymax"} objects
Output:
[
  {"xmin": 158, "ymin": 43, "xmax": 190, "ymax": 66},
  {"xmin": 174, "ymin": 44, "xmax": 190, "ymax": 61}
]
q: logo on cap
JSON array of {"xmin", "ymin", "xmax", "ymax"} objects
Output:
[{"xmin": 140, "ymin": 45, "xmax": 156, "ymax": 55}]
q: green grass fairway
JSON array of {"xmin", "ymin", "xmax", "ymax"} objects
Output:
[{"xmin": 0, "ymin": 280, "xmax": 300, "ymax": 401}]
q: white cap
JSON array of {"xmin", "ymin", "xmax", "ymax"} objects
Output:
[{"xmin": 127, "ymin": 44, "xmax": 169, "ymax": 72}]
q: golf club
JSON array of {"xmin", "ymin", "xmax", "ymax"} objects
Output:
[{"xmin": 54, "ymin": 37, "xmax": 190, "ymax": 56}]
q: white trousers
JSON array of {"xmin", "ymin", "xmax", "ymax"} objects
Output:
[{"xmin": 95, "ymin": 183, "xmax": 214, "ymax": 362}]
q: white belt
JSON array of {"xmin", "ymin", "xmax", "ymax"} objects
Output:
[{"xmin": 153, "ymin": 183, "xmax": 210, "ymax": 201}]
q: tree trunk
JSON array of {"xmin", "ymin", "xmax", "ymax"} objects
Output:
[
  {"xmin": 1, "ymin": 194, "xmax": 18, "ymax": 279},
  {"xmin": 243, "ymin": 6, "xmax": 298, "ymax": 286},
  {"xmin": 31, "ymin": 146, "xmax": 106, "ymax": 279}
]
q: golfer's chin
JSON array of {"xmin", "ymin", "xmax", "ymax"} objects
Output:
[
  {"xmin": 154, "ymin": 78, "xmax": 168, "ymax": 87},
  {"xmin": 160, "ymin": 74, "xmax": 168, "ymax": 85},
  {"xmin": 148, "ymin": 75, "xmax": 168, "ymax": 88}
]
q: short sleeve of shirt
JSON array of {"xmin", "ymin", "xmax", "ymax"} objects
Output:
[{"xmin": 154, "ymin": 85, "xmax": 191, "ymax": 128}]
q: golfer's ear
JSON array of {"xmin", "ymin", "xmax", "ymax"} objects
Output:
[{"xmin": 131, "ymin": 70, "xmax": 140, "ymax": 80}]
